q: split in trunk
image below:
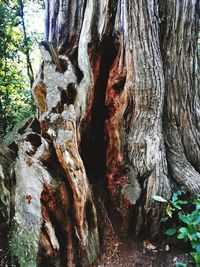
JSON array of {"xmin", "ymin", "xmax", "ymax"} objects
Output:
[{"xmin": 0, "ymin": 0, "xmax": 199, "ymax": 266}]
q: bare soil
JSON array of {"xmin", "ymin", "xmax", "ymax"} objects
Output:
[{"xmin": 93, "ymin": 237, "xmax": 190, "ymax": 267}]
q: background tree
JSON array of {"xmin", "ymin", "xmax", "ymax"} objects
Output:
[
  {"xmin": 0, "ymin": 0, "xmax": 199, "ymax": 266},
  {"xmin": 18, "ymin": 0, "xmax": 34, "ymax": 87},
  {"xmin": 0, "ymin": 0, "xmax": 44, "ymax": 139}
]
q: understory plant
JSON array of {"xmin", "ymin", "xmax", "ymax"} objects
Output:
[{"xmin": 152, "ymin": 191, "xmax": 200, "ymax": 266}]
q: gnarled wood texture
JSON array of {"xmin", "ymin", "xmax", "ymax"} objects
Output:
[{"xmin": 0, "ymin": 0, "xmax": 199, "ymax": 266}]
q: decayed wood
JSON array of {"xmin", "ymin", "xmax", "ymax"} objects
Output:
[
  {"xmin": 41, "ymin": 105, "xmax": 99, "ymax": 265},
  {"xmin": 41, "ymin": 0, "xmax": 200, "ymax": 238},
  {"xmin": 11, "ymin": 133, "xmax": 52, "ymax": 266},
  {"xmin": 0, "ymin": 0, "xmax": 199, "ymax": 266},
  {"xmin": 33, "ymin": 42, "xmax": 99, "ymax": 265}
]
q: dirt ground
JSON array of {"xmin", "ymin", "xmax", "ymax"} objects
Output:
[
  {"xmin": 0, "ymin": 233, "xmax": 191, "ymax": 267},
  {"xmin": 94, "ymin": 237, "xmax": 190, "ymax": 267}
]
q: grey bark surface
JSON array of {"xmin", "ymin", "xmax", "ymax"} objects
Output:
[{"xmin": 0, "ymin": 0, "xmax": 199, "ymax": 266}]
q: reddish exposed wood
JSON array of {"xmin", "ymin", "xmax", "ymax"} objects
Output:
[
  {"xmin": 2, "ymin": 1, "xmax": 200, "ymax": 266},
  {"xmin": 39, "ymin": 105, "xmax": 99, "ymax": 265},
  {"xmin": 25, "ymin": 195, "xmax": 33, "ymax": 204},
  {"xmin": 105, "ymin": 45, "xmax": 127, "ymax": 199},
  {"xmin": 33, "ymin": 83, "xmax": 47, "ymax": 114},
  {"xmin": 40, "ymin": 183, "xmax": 74, "ymax": 266}
]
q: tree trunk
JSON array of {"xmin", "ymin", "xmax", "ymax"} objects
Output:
[{"xmin": 0, "ymin": 0, "xmax": 199, "ymax": 266}]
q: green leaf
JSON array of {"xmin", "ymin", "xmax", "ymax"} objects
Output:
[
  {"xmin": 172, "ymin": 191, "xmax": 182, "ymax": 202},
  {"xmin": 191, "ymin": 209, "xmax": 199, "ymax": 220},
  {"xmin": 192, "ymin": 242, "xmax": 198, "ymax": 249},
  {"xmin": 176, "ymin": 200, "xmax": 188, "ymax": 205},
  {"xmin": 196, "ymin": 244, "xmax": 200, "ymax": 253},
  {"xmin": 196, "ymin": 232, "xmax": 200, "ymax": 238},
  {"xmin": 171, "ymin": 202, "xmax": 182, "ymax": 210},
  {"xmin": 178, "ymin": 227, "xmax": 188, "ymax": 240},
  {"xmin": 191, "ymin": 252, "xmax": 200, "ymax": 264},
  {"xmin": 179, "ymin": 214, "xmax": 190, "ymax": 224},
  {"xmin": 192, "ymin": 233, "xmax": 199, "ymax": 241},
  {"xmin": 165, "ymin": 228, "xmax": 176, "ymax": 236},
  {"xmin": 194, "ymin": 200, "xmax": 200, "ymax": 209},
  {"xmin": 176, "ymin": 262, "xmax": 187, "ymax": 267},
  {"xmin": 179, "ymin": 227, "xmax": 188, "ymax": 234},
  {"xmin": 152, "ymin": 195, "xmax": 167, "ymax": 202},
  {"xmin": 177, "ymin": 233, "xmax": 186, "ymax": 239},
  {"xmin": 193, "ymin": 216, "xmax": 200, "ymax": 225}
]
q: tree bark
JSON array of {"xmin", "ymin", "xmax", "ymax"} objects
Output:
[{"xmin": 0, "ymin": 0, "xmax": 199, "ymax": 266}]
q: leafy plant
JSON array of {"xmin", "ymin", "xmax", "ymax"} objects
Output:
[
  {"xmin": 152, "ymin": 192, "xmax": 200, "ymax": 266},
  {"xmin": 0, "ymin": 0, "xmax": 38, "ymax": 139}
]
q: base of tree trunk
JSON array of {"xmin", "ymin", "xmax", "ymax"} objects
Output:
[{"xmin": 0, "ymin": 0, "xmax": 200, "ymax": 266}]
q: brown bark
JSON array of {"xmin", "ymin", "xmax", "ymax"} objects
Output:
[{"xmin": 0, "ymin": 0, "xmax": 199, "ymax": 266}]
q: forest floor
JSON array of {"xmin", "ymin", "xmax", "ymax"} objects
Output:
[
  {"xmin": 94, "ymin": 237, "xmax": 190, "ymax": 267},
  {"xmin": 91, "ymin": 191, "xmax": 191, "ymax": 267}
]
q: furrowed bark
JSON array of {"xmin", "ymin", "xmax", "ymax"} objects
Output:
[
  {"xmin": 160, "ymin": 0, "xmax": 200, "ymax": 194},
  {"xmin": 0, "ymin": 0, "xmax": 200, "ymax": 266},
  {"xmin": 105, "ymin": 0, "xmax": 171, "ymax": 236}
]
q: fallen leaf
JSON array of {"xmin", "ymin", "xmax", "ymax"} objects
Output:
[
  {"xmin": 146, "ymin": 243, "xmax": 157, "ymax": 250},
  {"xmin": 143, "ymin": 239, "xmax": 150, "ymax": 247},
  {"xmin": 165, "ymin": 244, "xmax": 170, "ymax": 251}
]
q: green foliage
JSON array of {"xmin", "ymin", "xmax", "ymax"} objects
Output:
[
  {"xmin": 176, "ymin": 262, "xmax": 187, "ymax": 267},
  {"xmin": 0, "ymin": 0, "xmax": 35, "ymax": 138},
  {"xmin": 152, "ymin": 195, "xmax": 168, "ymax": 202},
  {"xmin": 165, "ymin": 228, "xmax": 176, "ymax": 236},
  {"xmin": 152, "ymin": 192, "xmax": 200, "ymax": 266}
]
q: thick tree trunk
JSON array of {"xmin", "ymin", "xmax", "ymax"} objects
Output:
[{"xmin": 0, "ymin": 0, "xmax": 199, "ymax": 266}]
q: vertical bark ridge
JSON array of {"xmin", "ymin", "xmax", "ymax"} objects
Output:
[
  {"xmin": 46, "ymin": 0, "xmax": 87, "ymax": 55},
  {"xmin": 75, "ymin": 0, "xmax": 97, "ymax": 131},
  {"xmin": 2, "ymin": 0, "xmax": 200, "ymax": 266},
  {"xmin": 104, "ymin": 0, "xmax": 171, "ymax": 236},
  {"xmin": 160, "ymin": 0, "xmax": 200, "ymax": 193}
]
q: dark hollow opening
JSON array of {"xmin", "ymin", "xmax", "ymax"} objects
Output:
[
  {"xmin": 69, "ymin": 48, "xmax": 84, "ymax": 84},
  {"xmin": 85, "ymin": 201, "xmax": 95, "ymax": 229},
  {"xmin": 25, "ymin": 133, "xmax": 42, "ymax": 156},
  {"xmin": 80, "ymin": 38, "xmax": 118, "ymax": 191}
]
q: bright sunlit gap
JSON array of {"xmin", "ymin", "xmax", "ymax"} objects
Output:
[{"xmin": 24, "ymin": 1, "xmax": 45, "ymax": 73}]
